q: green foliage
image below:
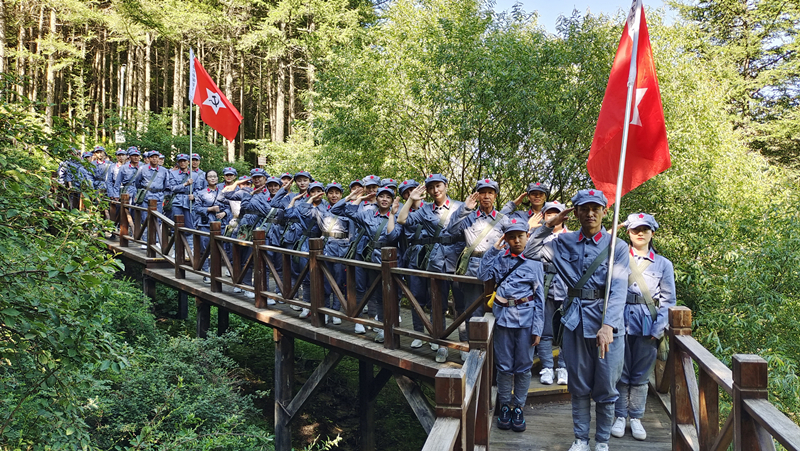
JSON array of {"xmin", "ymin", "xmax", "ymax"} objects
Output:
[{"xmin": 672, "ymin": 0, "xmax": 800, "ymax": 164}]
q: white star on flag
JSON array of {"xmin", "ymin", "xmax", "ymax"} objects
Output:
[
  {"xmin": 202, "ymin": 88, "xmax": 227, "ymax": 115},
  {"xmin": 630, "ymin": 88, "xmax": 647, "ymax": 126}
]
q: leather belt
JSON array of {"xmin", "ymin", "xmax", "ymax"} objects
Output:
[
  {"xmin": 495, "ymin": 295, "xmax": 535, "ymax": 307},
  {"xmin": 323, "ymin": 231, "xmax": 348, "ymax": 239},
  {"xmin": 567, "ymin": 288, "xmax": 606, "ymax": 299}
]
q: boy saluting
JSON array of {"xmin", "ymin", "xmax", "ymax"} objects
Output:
[
  {"xmin": 524, "ymin": 189, "xmax": 629, "ymax": 451},
  {"xmin": 478, "ymin": 218, "xmax": 544, "ymax": 433}
]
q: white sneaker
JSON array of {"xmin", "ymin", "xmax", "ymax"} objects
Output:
[
  {"xmin": 325, "ymin": 314, "xmax": 330, "ymax": 324},
  {"xmin": 290, "ymin": 304, "xmax": 302, "ymax": 311},
  {"xmin": 299, "ymin": 308, "xmax": 310, "ymax": 319},
  {"xmin": 595, "ymin": 444, "xmax": 609, "ymax": 451},
  {"xmin": 611, "ymin": 416, "xmax": 626, "ymax": 438},
  {"xmin": 203, "ymin": 276, "xmax": 210, "ymax": 284},
  {"xmin": 435, "ymin": 347, "xmax": 448, "ymax": 363},
  {"xmin": 460, "ymin": 351, "xmax": 469, "ymax": 362},
  {"xmin": 398, "ymin": 315, "xmax": 402, "ymax": 323},
  {"xmin": 430, "ymin": 343, "xmax": 439, "ymax": 351},
  {"xmin": 568, "ymin": 440, "xmax": 590, "ymax": 451},
  {"xmin": 244, "ymin": 291, "xmax": 255, "ymax": 299},
  {"xmin": 374, "ymin": 329, "xmax": 384, "ymax": 343},
  {"xmin": 354, "ymin": 323, "xmax": 366, "ymax": 334},
  {"xmin": 410, "ymin": 339, "xmax": 424, "ymax": 349},
  {"xmin": 540, "ymin": 368, "xmax": 554, "ymax": 385},
  {"xmin": 556, "ymin": 368, "xmax": 568, "ymax": 385},
  {"xmin": 140, "ymin": 244, "xmax": 147, "ymax": 249},
  {"xmin": 332, "ymin": 317, "xmax": 342, "ymax": 325},
  {"xmin": 224, "ymin": 268, "xmax": 231, "ymax": 277},
  {"xmin": 267, "ymin": 298, "xmax": 276, "ymax": 305},
  {"xmin": 362, "ymin": 305, "xmax": 369, "ymax": 314},
  {"xmin": 630, "ymin": 418, "xmax": 646, "ymax": 440},
  {"xmin": 233, "ymin": 287, "xmax": 242, "ymax": 293}
]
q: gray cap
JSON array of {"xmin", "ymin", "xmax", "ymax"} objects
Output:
[
  {"xmin": 624, "ymin": 213, "xmax": 659, "ymax": 231},
  {"xmin": 570, "ymin": 189, "xmax": 608, "ymax": 207}
]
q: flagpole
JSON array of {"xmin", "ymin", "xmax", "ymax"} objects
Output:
[
  {"xmin": 600, "ymin": 0, "xmax": 642, "ymax": 357},
  {"xmin": 188, "ymin": 49, "xmax": 195, "ymax": 218}
]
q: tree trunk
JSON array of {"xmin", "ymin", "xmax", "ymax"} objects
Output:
[
  {"xmin": 275, "ymin": 57, "xmax": 285, "ymax": 143},
  {"xmin": 44, "ymin": 8, "xmax": 56, "ymax": 131},
  {"xmin": 239, "ymin": 51, "xmax": 245, "ymax": 158},
  {"xmin": 144, "ymin": 33, "xmax": 152, "ymax": 119},
  {"xmin": 267, "ymin": 62, "xmax": 274, "ymax": 141},
  {"xmin": 16, "ymin": 16, "xmax": 25, "ymax": 99},
  {"xmin": 224, "ymin": 44, "xmax": 235, "ymax": 162},
  {"xmin": 0, "ymin": 0, "xmax": 7, "ymax": 74},
  {"xmin": 32, "ymin": 5, "xmax": 44, "ymax": 107},
  {"xmin": 136, "ymin": 44, "xmax": 145, "ymax": 130},
  {"xmin": 257, "ymin": 59, "xmax": 262, "ymax": 139},
  {"xmin": 306, "ymin": 19, "xmax": 316, "ymax": 122},
  {"xmin": 288, "ymin": 60, "xmax": 295, "ymax": 136},
  {"xmin": 125, "ymin": 43, "xmax": 133, "ymax": 124},
  {"xmin": 171, "ymin": 42, "xmax": 182, "ymax": 136}
]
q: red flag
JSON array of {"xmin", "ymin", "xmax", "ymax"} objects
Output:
[
  {"xmin": 587, "ymin": 0, "xmax": 670, "ymax": 205},
  {"xmin": 188, "ymin": 50, "xmax": 243, "ymax": 142}
]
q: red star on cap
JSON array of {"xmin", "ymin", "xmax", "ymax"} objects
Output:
[
  {"xmin": 370, "ymin": 175, "xmax": 374, "ymax": 179},
  {"xmin": 554, "ymin": 201, "xmax": 559, "ymax": 204},
  {"xmin": 484, "ymin": 179, "xmax": 490, "ymax": 183},
  {"xmin": 511, "ymin": 219, "xmax": 517, "ymax": 224},
  {"xmin": 536, "ymin": 182, "xmax": 540, "ymax": 186},
  {"xmin": 589, "ymin": 190, "xmax": 595, "ymax": 195},
  {"xmin": 403, "ymin": 181, "xmax": 407, "ymax": 184},
  {"xmin": 428, "ymin": 174, "xmax": 433, "ymax": 178},
  {"xmin": 639, "ymin": 214, "xmax": 645, "ymax": 218}
]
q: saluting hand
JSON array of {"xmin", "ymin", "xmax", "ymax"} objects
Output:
[
  {"xmin": 513, "ymin": 191, "xmax": 527, "ymax": 206},
  {"xmin": 464, "ymin": 192, "xmax": 479, "ymax": 210},
  {"xmin": 346, "ymin": 186, "xmax": 364, "ymax": 201},
  {"xmin": 493, "ymin": 234, "xmax": 507, "ymax": 250},
  {"xmin": 359, "ymin": 192, "xmax": 376, "ymax": 203},
  {"xmin": 545, "ymin": 207, "xmax": 574, "ymax": 228},
  {"xmin": 391, "ymin": 196, "xmax": 400, "ymax": 214},
  {"xmin": 281, "ymin": 179, "xmax": 293, "ymax": 190}
]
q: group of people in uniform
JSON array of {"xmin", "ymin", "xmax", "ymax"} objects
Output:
[{"xmin": 57, "ymin": 148, "xmax": 676, "ymax": 451}]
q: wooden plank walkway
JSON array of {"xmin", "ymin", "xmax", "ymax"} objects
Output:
[{"xmin": 489, "ymin": 394, "xmax": 673, "ymax": 450}]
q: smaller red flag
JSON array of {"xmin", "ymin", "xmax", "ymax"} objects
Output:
[
  {"xmin": 587, "ymin": 0, "xmax": 670, "ymax": 205},
  {"xmin": 189, "ymin": 50, "xmax": 243, "ymax": 142}
]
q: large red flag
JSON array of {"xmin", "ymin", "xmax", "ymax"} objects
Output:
[
  {"xmin": 188, "ymin": 50, "xmax": 243, "ymax": 141},
  {"xmin": 587, "ymin": 0, "xmax": 669, "ymax": 205}
]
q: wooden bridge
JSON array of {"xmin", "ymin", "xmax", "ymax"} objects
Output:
[{"xmin": 102, "ymin": 195, "xmax": 800, "ymax": 451}]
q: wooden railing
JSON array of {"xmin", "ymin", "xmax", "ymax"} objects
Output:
[
  {"xmin": 423, "ymin": 316, "xmax": 494, "ymax": 451},
  {"xmin": 665, "ymin": 306, "xmax": 800, "ymax": 451},
  {"xmin": 107, "ymin": 200, "xmax": 491, "ymax": 354}
]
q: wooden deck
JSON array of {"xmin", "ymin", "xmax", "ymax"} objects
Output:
[{"xmin": 489, "ymin": 394, "xmax": 673, "ymax": 450}]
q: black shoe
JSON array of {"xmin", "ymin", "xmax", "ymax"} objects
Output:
[
  {"xmin": 511, "ymin": 405, "xmax": 526, "ymax": 432},
  {"xmin": 497, "ymin": 404, "xmax": 512, "ymax": 430}
]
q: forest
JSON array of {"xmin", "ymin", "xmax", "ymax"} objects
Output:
[{"xmin": 1, "ymin": 0, "xmax": 799, "ymax": 449}]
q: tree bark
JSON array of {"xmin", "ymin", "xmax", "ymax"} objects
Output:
[
  {"xmin": 224, "ymin": 44, "xmax": 235, "ymax": 161},
  {"xmin": 288, "ymin": 60, "xmax": 295, "ymax": 136},
  {"xmin": 125, "ymin": 42, "xmax": 133, "ymax": 124},
  {"xmin": 44, "ymin": 8, "xmax": 56, "ymax": 131},
  {"xmin": 275, "ymin": 56, "xmax": 285, "ymax": 143},
  {"xmin": 239, "ymin": 51, "xmax": 245, "ymax": 159},
  {"xmin": 0, "ymin": 0, "xmax": 7, "ymax": 74},
  {"xmin": 32, "ymin": 5, "xmax": 45, "ymax": 107},
  {"xmin": 171, "ymin": 42, "xmax": 182, "ymax": 136},
  {"xmin": 136, "ymin": 44, "xmax": 145, "ymax": 130},
  {"xmin": 16, "ymin": 14, "xmax": 25, "ymax": 99}
]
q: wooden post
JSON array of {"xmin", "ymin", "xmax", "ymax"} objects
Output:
[
  {"xmin": 359, "ymin": 360, "xmax": 376, "ymax": 451},
  {"xmin": 699, "ymin": 365, "xmax": 719, "ymax": 451},
  {"xmin": 146, "ymin": 199, "xmax": 157, "ymax": 258},
  {"xmin": 174, "ymin": 214, "xmax": 185, "ymax": 279},
  {"xmin": 119, "ymin": 193, "xmax": 130, "ymax": 247},
  {"xmin": 274, "ymin": 329, "xmax": 295, "ymax": 451},
  {"xmin": 733, "ymin": 354, "xmax": 768, "ymax": 451},
  {"xmin": 160, "ymin": 212, "xmax": 170, "ymax": 255},
  {"xmin": 431, "ymin": 277, "xmax": 444, "ymax": 343},
  {"xmin": 469, "ymin": 316, "xmax": 492, "ymax": 447},
  {"xmin": 177, "ymin": 290, "xmax": 188, "ymax": 320},
  {"xmin": 209, "ymin": 222, "xmax": 222, "ymax": 293},
  {"xmin": 381, "ymin": 247, "xmax": 399, "ymax": 349},
  {"xmin": 142, "ymin": 275, "xmax": 156, "ymax": 301},
  {"xmin": 196, "ymin": 298, "xmax": 210, "ymax": 339},
  {"xmin": 218, "ymin": 307, "xmax": 229, "ymax": 335},
  {"xmin": 309, "ymin": 238, "xmax": 326, "ymax": 327},
  {"xmin": 193, "ymin": 232, "xmax": 202, "ymax": 270},
  {"xmin": 669, "ymin": 306, "xmax": 693, "ymax": 451},
  {"xmin": 252, "ymin": 230, "xmax": 267, "ymax": 308},
  {"xmin": 346, "ymin": 261, "xmax": 357, "ymax": 316},
  {"xmin": 282, "ymin": 253, "xmax": 292, "ymax": 301}
]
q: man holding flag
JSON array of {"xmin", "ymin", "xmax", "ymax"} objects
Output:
[{"xmin": 528, "ymin": 0, "xmax": 670, "ymax": 449}]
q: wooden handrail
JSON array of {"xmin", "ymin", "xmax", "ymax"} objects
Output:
[{"xmin": 668, "ymin": 306, "xmax": 800, "ymax": 451}]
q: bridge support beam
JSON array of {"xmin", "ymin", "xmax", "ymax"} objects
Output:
[
  {"xmin": 395, "ymin": 374, "xmax": 435, "ymax": 433},
  {"xmin": 274, "ymin": 329, "xmax": 295, "ymax": 451},
  {"xmin": 218, "ymin": 307, "xmax": 229, "ymax": 335},
  {"xmin": 196, "ymin": 298, "xmax": 210, "ymax": 339},
  {"xmin": 177, "ymin": 290, "xmax": 188, "ymax": 320}
]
